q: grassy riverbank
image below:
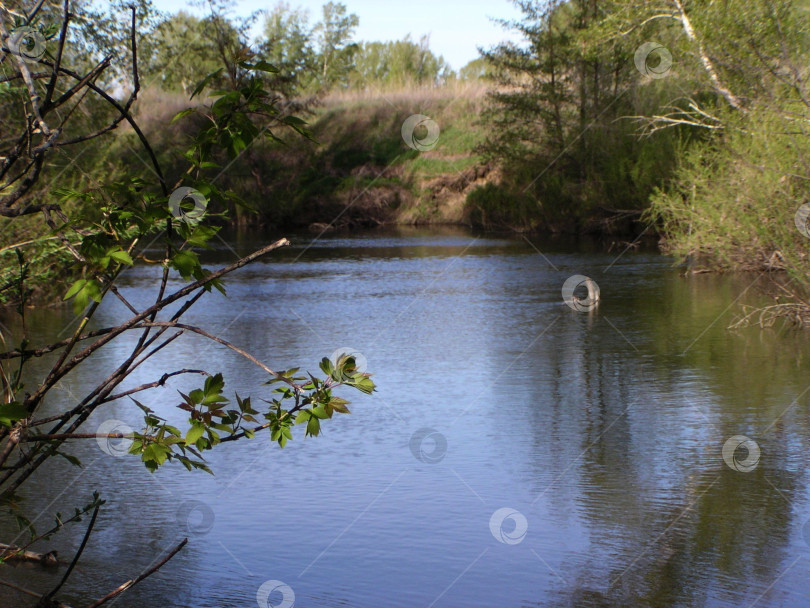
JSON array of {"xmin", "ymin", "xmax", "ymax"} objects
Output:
[
  {"xmin": 129, "ymin": 81, "xmax": 653, "ymax": 235},
  {"xmin": 131, "ymin": 82, "xmax": 499, "ymax": 229},
  {"xmin": 2, "ymin": 79, "xmax": 808, "ymax": 312}
]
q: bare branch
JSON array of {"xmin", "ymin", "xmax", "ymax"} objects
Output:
[
  {"xmin": 85, "ymin": 539, "xmax": 188, "ymax": 608},
  {"xmin": 41, "ymin": 504, "xmax": 100, "ymax": 603},
  {"xmin": 141, "ymin": 322, "xmax": 300, "ymax": 389}
]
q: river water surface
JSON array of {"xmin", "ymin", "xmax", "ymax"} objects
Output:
[{"xmin": 3, "ymin": 227, "xmax": 810, "ymax": 607}]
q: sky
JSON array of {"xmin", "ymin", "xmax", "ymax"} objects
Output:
[{"xmin": 156, "ymin": 0, "xmax": 525, "ymax": 70}]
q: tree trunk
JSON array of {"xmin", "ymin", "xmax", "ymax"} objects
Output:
[{"xmin": 672, "ymin": 0, "xmax": 744, "ymax": 111}]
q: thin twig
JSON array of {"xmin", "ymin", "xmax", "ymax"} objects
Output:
[
  {"xmin": 85, "ymin": 539, "xmax": 188, "ymax": 608},
  {"xmin": 41, "ymin": 504, "xmax": 100, "ymax": 603}
]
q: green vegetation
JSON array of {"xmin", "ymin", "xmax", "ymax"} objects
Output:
[
  {"xmin": 0, "ymin": 2, "xmax": 375, "ymax": 603},
  {"xmin": 4, "ymin": 0, "xmax": 809, "ymax": 602},
  {"xmin": 0, "ymin": 0, "xmax": 488, "ymax": 305},
  {"xmin": 472, "ymin": 0, "xmax": 810, "ymax": 302},
  {"xmin": 3, "ymin": 0, "xmax": 810, "ymax": 305}
]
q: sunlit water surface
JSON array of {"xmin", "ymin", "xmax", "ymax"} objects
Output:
[{"xmin": 3, "ymin": 227, "xmax": 810, "ymax": 608}]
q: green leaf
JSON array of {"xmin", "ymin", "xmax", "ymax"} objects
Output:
[
  {"xmin": 66, "ymin": 279, "xmax": 103, "ymax": 313},
  {"xmin": 57, "ymin": 452, "xmax": 82, "ymax": 467},
  {"xmin": 191, "ymin": 68, "xmax": 223, "ymax": 99},
  {"xmin": 204, "ymin": 373, "xmax": 225, "ymax": 396},
  {"xmin": 310, "ymin": 405, "xmax": 329, "ymax": 419},
  {"xmin": 85, "ymin": 280, "xmax": 103, "ymax": 303},
  {"xmin": 306, "ymin": 417, "xmax": 320, "ymax": 436},
  {"xmin": 171, "ymin": 108, "xmax": 195, "ymax": 123},
  {"xmin": 203, "ymin": 394, "xmax": 229, "ymax": 406},
  {"xmin": 185, "ymin": 422, "xmax": 205, "ymax": 445},
  {"xmin": 170, "ymin": 250, "xmax": 199, "ymax": 280},
  {"xmin": 319, "ymin": 357, "xmax": 334, "ymax": 376},
  {"xmin": 352, "ymin": 376, "xmax": 376, "ymax": 395},
  {"xmin": 130, "ymin": 398, "xmax": 153, "ymax": 414},
  {"xmin": 108, "ymin": 248, "xmax": 133, "ymax": 265},
  {"xmin": 240, "ymin": 60, "xmax": 279, "ymax": 73},
  {"xmin": 294, "ymin": 410, "xmax": 309, "ymax": 425},
  {"xmin": 64, "ymin": 279, "xmax": 86, "ymax": 300},
  {"xmin": 283, "ymin": 115, "xmax": 308, "ymax": 127},
  {"xmin": 0, "ymin": 402, "xmax": 29, "ymax": 426}
]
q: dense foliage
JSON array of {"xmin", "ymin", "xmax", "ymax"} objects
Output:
[{"xmin": 474, "ymin": 0, "xmax": 810, "ymax": 296}]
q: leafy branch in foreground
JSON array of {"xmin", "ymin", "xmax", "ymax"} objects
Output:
[{"xmin": 0, "ymin": 1, "xmax": 373, "ymax": 606}]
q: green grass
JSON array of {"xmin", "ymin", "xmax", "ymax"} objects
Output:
[{"xmin": 408, "ymin": 155, "xmax": 483, "ymax": 179}]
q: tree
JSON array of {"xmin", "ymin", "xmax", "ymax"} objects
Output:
[
  {"xmin": 458, "ymin": 57, "xmax": 491, "ymax": 81},
  {"xmin": 478, "ymin": 0, "xmax": 810, "ymax": 310},
  {"xmin": 312, "ymin": 1, "xmax": 359, "ymax": 89},
  {"xmin": 477, "ymin": 0, "xmax": 671, "ymax": 229},
  {"xmin": 640, "ymin": 0, "xmax": 810, "ymax": 298},
  {"xmin": 0, "ymin": 2, "xmax": 374, "ymax": 605},
  {"xmin": 261, "ymin": 2, "xmax": 317, "ymax": 96},
  {"xmin": 141, "ymin": 11, "xmax": 225, "ymax": 93},
  {"xmin": 351, "ymin": 35, "xmax": 453, "ymax": 88}
]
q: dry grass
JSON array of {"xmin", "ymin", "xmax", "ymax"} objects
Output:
[
  {"xmin": 321, "ymin": 80, "xmax": 490, "ymax": 108},
  {"xmin": 131, "ymin": 87, "xmax": 201, "ymax": 131},
  {"xmin": 130, "ymin": 81, "xmax": 493, "ymax": 129}
]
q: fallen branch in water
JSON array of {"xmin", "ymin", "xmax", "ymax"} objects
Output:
[
  {"xmin": 0, "ymin": 542, "xmax": 59, "ymax": 566},
  {"xmin": 728, "ymin": 302, "xmax": 810, "ymax": 329},
  {"xmin": 85, "ymin": 538, "xmax": 187, "ymax": 608}
]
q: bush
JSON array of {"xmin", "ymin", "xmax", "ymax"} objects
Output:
[{"xmin": 465, "ymin": 183, "xmax": 540, "ymax": 230}]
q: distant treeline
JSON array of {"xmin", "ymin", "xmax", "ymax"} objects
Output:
[{"xmin": 144, "ymin": 1, "xmax": 475, "ymax": 96}]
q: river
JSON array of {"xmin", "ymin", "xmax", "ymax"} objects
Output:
[{"xmin": 2, "ymin": 227, "xmax": 810, "ymax": 607}]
